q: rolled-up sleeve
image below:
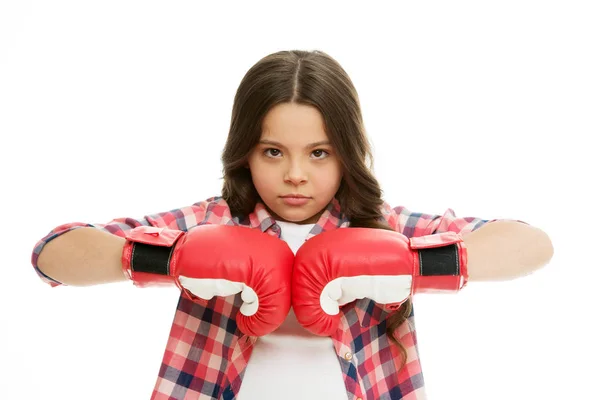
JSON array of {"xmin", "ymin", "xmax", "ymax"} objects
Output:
[
  {"xmin": 381, "ymin": 202, "xmax": 529, "ymax": 239},
  {"xmin": 427, "ymin": 208, "xmax": 529, "ymax": 236}
]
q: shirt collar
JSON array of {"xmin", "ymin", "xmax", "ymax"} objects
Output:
[{"xmin": 249, "ymin": 197, "xmax": 350, "ymax": 235}]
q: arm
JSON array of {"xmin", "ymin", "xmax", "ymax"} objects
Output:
[
  {"xmin": 31, "ymin": 199, "xmax": 214, "ymax": 287},
  {"xmin": 37, "ymin": 227, "xmax": 127, "ymax": 286},
  {"xmin": 463, "ymin": 220, "xmax": 554, "ymax": 281},
  {"xmin": 382, "ymin": 203, "xmax": 553, "ymax": 282}
]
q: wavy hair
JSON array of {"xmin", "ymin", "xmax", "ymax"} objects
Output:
[{"xmin": 221, "ymin": 50, "xmax": 413, "ymax": 367}]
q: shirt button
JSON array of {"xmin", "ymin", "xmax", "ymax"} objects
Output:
[{"xmin": 344, "ymin": 352, "xmax": 353, "ymax": 361}]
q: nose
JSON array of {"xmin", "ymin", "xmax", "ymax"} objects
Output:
[{"xmin": 284, "ymin": 160, "xmax": 308, "ymax": 185}]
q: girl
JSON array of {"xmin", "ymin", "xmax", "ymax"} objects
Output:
[{"xmin": 32, "ymin": 50, "xmax": 553, "ymax": 400}]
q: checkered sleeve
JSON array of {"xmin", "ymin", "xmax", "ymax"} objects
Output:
[
  {"xmin": 30, "ymin": 197, "xmax": 217, "ymax": 287},
  {"xmin": 382, "ymin": 202, "xmax": 529, "ymax": 238}
]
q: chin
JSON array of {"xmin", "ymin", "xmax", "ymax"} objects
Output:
[
  {"xmin": 276, "ymin": 212, "xmax": 308, "ymax": 222},
  {"xmin": 273, "ymin": 208, "xmax": 316, "ymax": 223}
]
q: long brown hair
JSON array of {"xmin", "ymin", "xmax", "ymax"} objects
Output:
[{"xmin": 220, "ymin": 50, "xmax": 413, "ymax": 367}]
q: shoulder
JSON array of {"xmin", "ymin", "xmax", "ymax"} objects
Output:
[
  {"xmin": 379, "ymin": 201, "xmax": 434, "ymax": 237},
  {"xmin": 140, "ymin": 195, "xmax": 234, "ymax": 230},
  {"xmin": 192, "ymin": 195, "xmax": 230, "ymax": 212},
  {"xmin": 379, "ymin": 200, "xmax": 445, "ymax": 237},
  {"xmin": 190, "ymin": 195, "xmax": 235, "ymax": 222}
]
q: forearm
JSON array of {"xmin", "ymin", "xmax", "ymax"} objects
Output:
[
  {"xmin": 463, "ymin": 220, "xmax": 554, "ymax": 282},
  {"xmin": 37, "ymin": 227, "xmax": 128, "ymax": 286}
]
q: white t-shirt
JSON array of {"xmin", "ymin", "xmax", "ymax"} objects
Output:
[{"xmin": 237, "ymin": 220, "xmax": 349, "ymax": 400}]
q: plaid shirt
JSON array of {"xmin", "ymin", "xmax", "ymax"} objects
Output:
[{"xmin": 31, "ymin": 196, "xmax": 521, "ymax": 399}]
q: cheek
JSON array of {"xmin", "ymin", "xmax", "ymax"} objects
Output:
[
  {"xmin": 249, "ymin": 163, "xmax": 277, "ymax": 191},
  {"xmin": 315, "ymin": 164, "xmax": 343, "ymax": 189}
]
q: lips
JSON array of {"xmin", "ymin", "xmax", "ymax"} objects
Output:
[{"xmin": 280, "ymin": 195, "xmax": 311, "ymax": 206}]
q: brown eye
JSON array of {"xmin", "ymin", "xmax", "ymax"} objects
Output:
[
  {"xmin": 264, "ymin": 148, "xmax": 281, "ymax": 157},
  {"xmin": 311, "ymin": 149, "xmax": 329, "ymax": 159}
]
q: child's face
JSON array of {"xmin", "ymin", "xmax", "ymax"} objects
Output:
[{"xmin": 247, "ymin": 102, "xmax": 343, "ymax": 224}]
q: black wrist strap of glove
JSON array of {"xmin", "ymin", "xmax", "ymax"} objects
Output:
[{"xmin": 130, "ymin": 243, "xmax": 175, "ymax": 276}]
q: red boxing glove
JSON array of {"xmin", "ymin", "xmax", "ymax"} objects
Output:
[
  {"xmin": 292, "ymin": 228, "xmax": 468, "ymax": 336},
  {"xmin": 122, "ymin": 224, "xmax": 294, "ymax": 336}
]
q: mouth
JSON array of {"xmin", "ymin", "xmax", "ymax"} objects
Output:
[
  {"xmin": 280, "ymin": 195, "xmax": 311, "ymax": 199},
  {"xmin": 280, "ymin": 195, "xmax": 311, "ymax": 206}
]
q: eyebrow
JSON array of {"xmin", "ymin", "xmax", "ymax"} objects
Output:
[{"xmin": 258, "ymin": 139, "xmax": 331, "ymax": 149}]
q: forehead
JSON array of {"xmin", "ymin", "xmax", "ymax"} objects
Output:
[{"xmin": 261, "ymin": 103, "xmax": 328, "ymax": 143}]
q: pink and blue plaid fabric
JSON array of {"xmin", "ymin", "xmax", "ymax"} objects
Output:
[{"xmin": 31, "ymin": 196, "xmax": 520, "ymax": 399}]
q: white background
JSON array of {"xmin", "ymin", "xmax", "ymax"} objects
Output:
[{"xmin": 1, "ymin": 1, "xmax": 598, "ymax": 399}]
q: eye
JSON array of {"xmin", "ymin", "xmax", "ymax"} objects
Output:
[
  {"xmin": 263, "ymin": 148, "xmax": 282, "ymax": 158},
  {"xmin": 311, "ymin": 149, "xmax": 330, "ymax": 159}
]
